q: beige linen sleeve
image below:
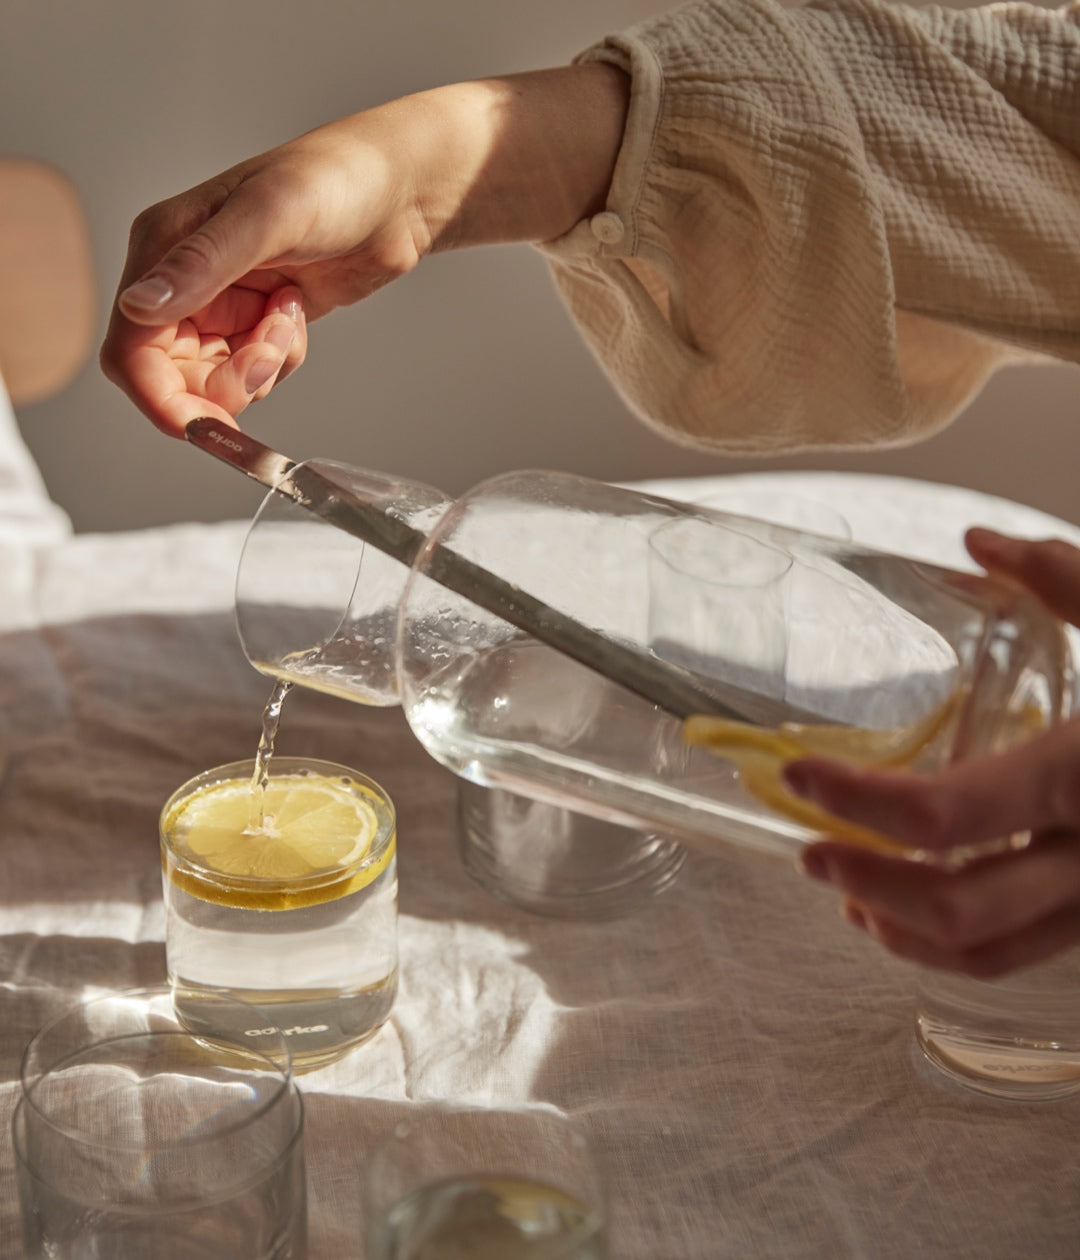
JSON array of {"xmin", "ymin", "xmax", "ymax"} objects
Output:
[{"xmin": 540, "ymin": 0, "xmax": 1080, "ymax": 454}]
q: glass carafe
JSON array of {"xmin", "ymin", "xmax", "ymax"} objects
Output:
[{"xmin": 236, "ymin": 462, "xmax": 1073, "ymax": 862}]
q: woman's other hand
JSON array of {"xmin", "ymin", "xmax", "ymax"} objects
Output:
[{"xmin": 788, "ymin": 528, "xmax": 1080, "ymax": 976}]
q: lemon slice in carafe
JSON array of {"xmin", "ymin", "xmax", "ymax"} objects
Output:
[{"xmin": 684, "ymin": 692, "xmax": 965, "ymax": 855}]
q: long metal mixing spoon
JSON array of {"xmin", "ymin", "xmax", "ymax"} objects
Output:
[{"xmin": 186, "ymin": 416, "xmax": 756, "ymax": 723}]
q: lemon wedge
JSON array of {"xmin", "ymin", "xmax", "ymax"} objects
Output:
[
  {"xmin": 162, "ymin": 773, "xmax": 394, "ymax": 911},
  {"xmin": 771, "ymin": 689, "xmax": 963, "ymax": 768},
  {"xmin": 683, "ymin": 692, "xmax": 966, "ymax": 856}
]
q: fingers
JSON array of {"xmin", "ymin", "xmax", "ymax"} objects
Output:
[
  {"xmin": 840, "ymin": 896, "xmax": 1080, "ymax": 977},
  {"xmin": 782, "ymin": 718, "xmax": 1080, "ymax": 854},
  {"xmin": 199, "ymin": 299, "xmax": 305, "ymax": 416},
  {"xmin": 117, "ymin": 178, "xmax": 283, "ymax": 327},
  {"xmin": 260, "ymin": 288, "xmax": 307, "ymax": 387},
  {"xmin": 966, "ymin": 527, "xmax": 1080, "ymax": 628},
  {"xmin": 101, "ymin": 285, "xmax": 306, "ymax": 437},
  {"xmin": 802, "ymin": 830, "xmax": 1080, "ymax": 973},
  {"xmin": 101, "ymin": 172, "xmax": 307, "ymax": 434}
]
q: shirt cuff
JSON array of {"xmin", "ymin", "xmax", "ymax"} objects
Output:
[{"xmin": 538, "ymin": 33, "xmax": 663, "ymax": 261}]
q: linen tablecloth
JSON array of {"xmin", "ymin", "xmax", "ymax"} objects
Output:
[{"xmin": 2, "ymin": 391, "xmax": 1080, "ymax": 1257}]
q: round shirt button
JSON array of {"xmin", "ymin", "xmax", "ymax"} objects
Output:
[{"xmin": 589, "ymin": 211, "xmax": 626, "ymax": 245}]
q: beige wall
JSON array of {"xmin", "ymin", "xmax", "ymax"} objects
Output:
[{"xmin": 4, "ymin": 0, "xmax": 1077, "ymax": 532}]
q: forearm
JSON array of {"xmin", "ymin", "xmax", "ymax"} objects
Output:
[
  {"xmin": 401, "ymin": 64, "xmax": 631, "ymax": 252},
  {"xmin": 103, "ymin": 59, "xmax": 632, "ymax": 434}
]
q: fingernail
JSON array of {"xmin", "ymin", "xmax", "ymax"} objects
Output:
[
  {"xmin": 264, "ymin": 322, "xmax": 295, "ymax": 355},
  {"xmin": 283, "ymin": 298, "xmax": 303, "ymax": 323},
  {"xmin": 121, "ymin": 275, "xmax": 174, "ymax": 312},
  {"xmin": 245, "ymin": 357, "xmax": 281, "ymax": 394}
]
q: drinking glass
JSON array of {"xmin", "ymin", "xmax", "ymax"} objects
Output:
[
  {"xmin": 691, "ymin": 487, "xmax": 853, "ymax": 541},
  {"xmin": 363, "ymin": 1106, "xmax": 607, "ymax": 1259},
  {"xmin": 648, "ymin": 515, "xmax": 794, "ymax": 704},
  {"xmin": 915, "ymin": 955, "xmax": 1080, "ymax": 1101},
  {"xmin": 457, "ymin": 779, "xmax": 684, "ymax": 919},
  {"xmin": 13, "ymin": 986, "xmax": 306, "ymax": 1259},
  {"xmin": 161, "ymin": 756, "xmax": 398, "ymax": 1070}
]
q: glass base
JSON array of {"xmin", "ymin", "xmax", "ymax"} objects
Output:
[
  {"xmin": 171, "ymin": 979, "xmax": 395, "ymax": 1074},
  {"xmin": 916, "ymin": 1019, "xmax": 1080, "ymax": 1101},
  {"xmin": 458, "ymin": 782, "xmax": 684, "ymax": 920},
  {"xmin": 915, "ymin": 963, "xmax": 1080, "ymax": 1101}
]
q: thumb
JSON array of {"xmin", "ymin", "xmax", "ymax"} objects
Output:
[{"xmin": 118, "ymin": 186, "xmax": 276, "ymax": 324}]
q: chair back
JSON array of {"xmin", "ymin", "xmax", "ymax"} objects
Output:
[{"xmin": 0, "ymin": 159, "xmax": 95, "ymax": 405}]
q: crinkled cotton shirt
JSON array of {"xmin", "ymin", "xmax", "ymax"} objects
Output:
[{"xmin": 540, "ymin": 0, "xmax": 1080, "ymax": 453}]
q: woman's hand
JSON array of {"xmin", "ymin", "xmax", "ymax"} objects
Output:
[
  {"xmin": 787, "ymin": 527, "xmax": 1080, "ymax": 976},
  {"xmin": 100, "ymin": 66, "xmax": 629, "ymax": 437},
  {"xmin": 99, "ymin": 104, "xmax": 456, "ymax": 437}
]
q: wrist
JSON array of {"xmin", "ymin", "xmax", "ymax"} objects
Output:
[{"xmin": 410, "ymin": 64, "xmax": 630, "ymax": 251}]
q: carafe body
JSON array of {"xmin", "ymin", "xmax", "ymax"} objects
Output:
[{"xmin": 237, "ymin": 463, "xmax": 1073, "ymax": 860}]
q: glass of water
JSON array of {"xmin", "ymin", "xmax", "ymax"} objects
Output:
[
  {"xmin": 160, "ymin": 756, "xmax": 398, "ymax": 1071},
  {"xmin": 363, "ymin": 1106, "xmax": 608, "ymax": 1259},
  {"xmin": 915, "ymin": 953, "xmax": 1080, "ymax": 1101},
  {"xmin": 13, "ymin": 986, "xmax": 306, "ymax": 1259}
]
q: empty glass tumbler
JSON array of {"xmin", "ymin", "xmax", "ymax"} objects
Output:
[
  {"xmin": 14, "ymin": 986, "xmax": 306, "ymax": 1259},
  {"xmin": 457, "ymin": 778, "xmax": 684, "ymax": 917},
  {"xmin": 236, "ymin": 464, "xmax": 1073, "ymax": 862}
]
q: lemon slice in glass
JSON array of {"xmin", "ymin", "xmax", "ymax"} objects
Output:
[{"xmin": 163, "ymin": 772, "xmax": 394, "ymax": 911}]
